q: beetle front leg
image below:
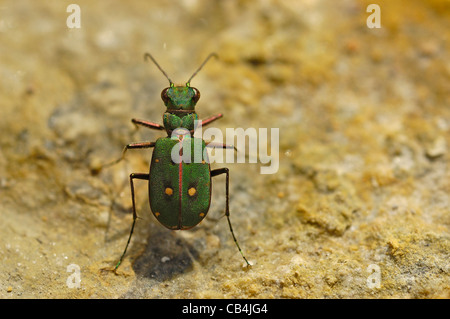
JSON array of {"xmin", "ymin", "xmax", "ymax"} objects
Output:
[
  {"xmin": 131, "ymin": 118, "xmax": 165, "ymax": 131},
  {"xmin": 115, "ymin": 172, "xmax": 150, "ymax": 271},
  {"xmin": 200, "ymin": 113, "xmax": 223, "ymax": 127},
  {"xmin": 211, "ymin": 168, "xmax": 250, "ymax": 267}
]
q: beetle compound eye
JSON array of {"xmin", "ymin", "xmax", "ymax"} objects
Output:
[
  {"xmin": 192, "ymin": 88, "xmax": 200, "ymax": 103},
  {"xmin": 161, "ymin": 87, "xmax": 170, "ymax": 104}
]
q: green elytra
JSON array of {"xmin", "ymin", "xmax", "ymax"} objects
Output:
[
  {"xmin": 103, "ymin": 53, "xmax": 250, "ymax": 270},
  {"xmin": 149, "ymin": 137, "xmax": 210, "ymax": 230}
]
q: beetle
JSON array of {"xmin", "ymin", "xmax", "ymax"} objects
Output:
[{"xmin": 104, "ymin": 53, "xmax": 250, "ymax": 270}]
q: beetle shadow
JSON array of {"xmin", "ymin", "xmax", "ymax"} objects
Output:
[{"xmin": 132, "ymin": 226, "xmax": 199, "ymax": 282}]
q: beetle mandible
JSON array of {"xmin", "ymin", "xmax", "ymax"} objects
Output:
[{"xmin": 105, "ymin": 53, "xmax": 250, "ymax": 270}]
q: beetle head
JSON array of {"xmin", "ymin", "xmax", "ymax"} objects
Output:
[
  {"xmin": 144, "ymin": 52, "xmax": 217, "ymax": 112},
  {"xmin": 161, "ymin": 85, "xmax": 200, "ymax": 111}
]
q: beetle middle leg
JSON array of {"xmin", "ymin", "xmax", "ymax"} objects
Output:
[
  {"xmin": 206, "ymin": 141, "xmax": 237, "ymax": 152},
  {"xmin": 115, "ymin": 172, "xmax": 150, "ymax": 271},
  {"xmin": 211, "ymin": 168, "xmax": 250, "ymax": 266},
  {"xmin": 98, "ymin": 141, "xmax": 156, "ymax": 171}
]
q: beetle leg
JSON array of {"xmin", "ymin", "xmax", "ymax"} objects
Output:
[
  {"xmin": 211, "ymin": 168, "xmax": 250, "ymax": 267},
  {"xmin": 131, "ymin": 118, "xmax": 165, "ymax": 131},
  {"xmin": 115, "ymin": 172, "xmax": 150, "ymax": 271},
  {"xmin": 200, "ymin": 113, "xmax": 223, "ymax": 127},
  {"xmin": 205, "ymin": 142, "xmax": 237, "ymax": 152},
  {"xmin": 100, "ymin": 141, "xmax": 156, "ymax": 170},
  {"xmin": 205, "ymin": 142, "xmax": 259, "ymax": 163}
]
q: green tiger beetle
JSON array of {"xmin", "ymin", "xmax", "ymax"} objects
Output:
[{"xmin": 104, "ymin": 53, "xmax": 250, "ymax": 270}]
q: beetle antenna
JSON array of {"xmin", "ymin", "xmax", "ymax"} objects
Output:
[
  {"xmin": 186, "ymin": 53, "xmax": 218, "ymax": 86},
  {"xmin": 144, "ymin": 53, "xmax": 174, "ymax": 87}
]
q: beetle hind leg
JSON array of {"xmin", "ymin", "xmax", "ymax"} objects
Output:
[
  {"xmin": 211, "ymin": 168, "xmax": 251, "ymax": 267},
  {"xmin": 115, "ymin": 172, "xmax": 149, "ymax": 271}
]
